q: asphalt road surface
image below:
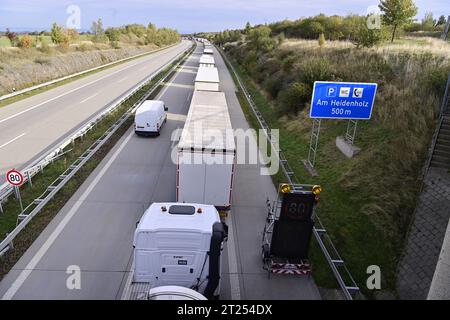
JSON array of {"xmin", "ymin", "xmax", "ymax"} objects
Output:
[
  {"xmin": 0, "ymin": 41, "xmax": 191, "ymax": 184},
  {"xmin": 0, "ymin": 44, "xmax": 321, "ymax": 300}
]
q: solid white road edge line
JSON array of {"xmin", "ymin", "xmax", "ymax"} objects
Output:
[{"xmin": 1, "ymin": 130, "xmax": 135, "ymax": 300}]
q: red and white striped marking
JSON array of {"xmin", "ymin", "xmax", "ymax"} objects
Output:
[{"xmin": 271, "ymin": 263, "xmax": 311, "ymax": 275}]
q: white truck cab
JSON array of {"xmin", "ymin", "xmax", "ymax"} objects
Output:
[
  {"xmin": 127, "ymin": 203, "xmax": 228, "ymax": 300},
  {"xmin": 134, "ymin": 100, "xmax": 168, "ymax": 136}
]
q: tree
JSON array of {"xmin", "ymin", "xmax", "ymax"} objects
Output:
[
  {"xmin": 245, "ymin": 22, "xmax": 252, "ymax": 34},
  {"xmin": 422, "ymin": 12, "xmax": 436, "ymax": 31},
  {"xmin": 437, "ymin": 15, "xmax": 447, "ymax": 26},
  {"xmin": 146, "ymin": 23, "xmax": 158, "ymax": 44},
  {"xmin": 105, "ymin": 27, "xmax": 121, "ymax": 42},
  {"xmin": 91, "ymin": 18, "xmax": 105, "ymax": 40},
  {"xmin": 379, "ymin": 0, "xmax": 418, "ymax": 42},
  {"xmin": 277, "ymin": 32, "xmax": 286, "ymax": 45},
  {"xmin": 125, "ymin": 24, "xmax": 146, "ymax": 38},
  {"xmin": 318, "ymin": 33, "xmax": 326, "ymax": 47},
  {"xmin": 248, "ymin": 26, "xmax": 276, "ymax": 52},
  {"xmin": 5, "ymin": 28, "xmax": 17, "ymax": 46},
  {"xmin": 18, "ymin": 34, "xmax": 34, "ymax": 48},
  {"xmin": 50, "ymin": 23, "xmax": 65, "ymax": 44}
]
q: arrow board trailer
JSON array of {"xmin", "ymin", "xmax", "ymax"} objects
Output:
[
  {"xmin": 123, "ymin": 203, "xmax": 228, "ymax": 300},
  {"xmin": 177, "ymin": 90, "xmax": 236, "ymax": 211},
  {"xmin": 195, "ymin": 67, "xmax": 220, "ymax": 92},
  {"xmin": 199, "ymin": 54, "xmax": 215, "ymax": 68}
]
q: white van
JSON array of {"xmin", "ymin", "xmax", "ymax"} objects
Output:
[{"xmin": 134, "ymin": 100, "xmax": 168, "ymax": 136}]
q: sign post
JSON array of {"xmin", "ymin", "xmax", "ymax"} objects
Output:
[
  {"xmin": 304, "ymin": 81, "xmax": 377, "ymax": 172},
  {"xmin": 6, "ymin": 169, "xmax": 25, "ymax": 212}
]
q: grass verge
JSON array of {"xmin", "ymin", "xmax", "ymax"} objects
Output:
[{"xmin": 222, "ymin": 51, "xmax": 400, "ymax": 299}]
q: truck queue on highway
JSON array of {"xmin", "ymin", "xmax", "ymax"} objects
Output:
[{"xmin": 125, "ymin": 40, "xmax": 234, "ymax": 300}]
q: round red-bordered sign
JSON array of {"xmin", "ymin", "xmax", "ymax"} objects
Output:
[{"xmin": 6, "ymin": 169, "xmax": 24, "ymax": 187}]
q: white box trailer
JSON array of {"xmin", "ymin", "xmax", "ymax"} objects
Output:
[
  {"xmin": 177, "ymin": 91, "xmax": 236, "ymax": 211},
  {"xmin": 123, "ymin": 203, "xmax": 228, "ymax": 300},
  {"xmin": 195, "ymin": 67, "xmax": 220, "ymax": 92},
  {"xmin": 199, "ymin": 54, "xmax": 215, "ymax": 68},
  {"xmin": 203, "ymin": 48, "xmax": 214, "ymax": 55}
]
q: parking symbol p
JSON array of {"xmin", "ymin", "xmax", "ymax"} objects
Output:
[{"xmin": 326, "ymin": 86, "xmax": 337, "ymax": 97}]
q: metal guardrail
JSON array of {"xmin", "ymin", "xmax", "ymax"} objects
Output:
[
  {"xmin": 218, "ymin": 47, "xmax": 360, "ymax": 300},
  {"xmin": 0, "ymin": 44, "xmax": 191, "ymax": 214},
  {"xmin": 423, "ymin": 73, "xmax": 450, "ymax": 175},
  {"xmin": 0, "ymin": 42, "xmax": 180, "ymax": 102},
  {"xmin": 0, "ymin": 45, "xmax": 195, "ymax": 255}
]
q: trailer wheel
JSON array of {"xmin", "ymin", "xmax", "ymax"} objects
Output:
[{"xmin": 261, "ymin": 244, "xmax": 270, "ymax": 262}]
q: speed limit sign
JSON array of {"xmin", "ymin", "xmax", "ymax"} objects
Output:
[{"xmin": 6, "ymin": 169, "xmax": 24, "ymax": 187}]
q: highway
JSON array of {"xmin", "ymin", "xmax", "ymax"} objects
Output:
[
  {"xmin": 0, "ymin": 43, "xmax": 321, "ymax": 300},
  {"xmin": 0, "ymin": 41, "xmax": 191, "ymax": 184}
]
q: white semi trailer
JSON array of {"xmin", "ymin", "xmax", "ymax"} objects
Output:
[
  {"xmin": 176, "ymin": 90, "xmax": 236, "ymax": 211},
  {"xmin": 203, "ymin": 48, "xmax": 214, "ymax": 55},
  {"xmin": 122, "ymin": 203, "xmax": 228, "ymax": 300},
  {"xmin": 195, "ymin": 67, "xmax": 220, "ymax": 92},
  {"xmin": 199, "ymin": 54, "xmax": 215, "ymax": 68}
]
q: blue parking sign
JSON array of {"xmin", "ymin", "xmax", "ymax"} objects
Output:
[{"xmin": 310, "ymin": 81, "xmax": 378, "ymax": 120}]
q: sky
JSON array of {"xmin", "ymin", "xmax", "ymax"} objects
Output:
[{"xmin": 0, "ymin": 0, "xmax": 449, "ymax": 34}]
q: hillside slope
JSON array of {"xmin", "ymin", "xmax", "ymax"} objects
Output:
[
  {"xmin": 0, "ymin": 45, "xmax": 159, "ymax": 96},
  {"xmin": 223, "ymin": 37, "xmax": 450, "ymax": 296}
]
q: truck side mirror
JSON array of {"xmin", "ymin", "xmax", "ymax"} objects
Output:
[{"xmin": 164, "ymin": 107, "xmax": 168, "ymax": 111}]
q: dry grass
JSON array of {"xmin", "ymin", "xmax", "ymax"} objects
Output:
[
  {"xmin": 0, "ymin": 44, "xmax": 159, "ymax": 95},
  {"xmin": 283, "ymin": 37, "xmax": 450, "ymax": 61}
]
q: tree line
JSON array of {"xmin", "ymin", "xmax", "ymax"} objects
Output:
[
  {"xmin": 3, "ymin": 19, "xmax": 180, "ymax": 49},
  {"xmin": 209, "ymin": 0, "xmax": 447, "ymax": 49}
]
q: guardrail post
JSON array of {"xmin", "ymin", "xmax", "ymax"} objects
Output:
[
  {"xmin": 14, "ymin": 186, "xmax": 24, "ymax": 212},
  {"xmin": 27, "ymin": 171, "xmax": 32, "ymax": 187}
]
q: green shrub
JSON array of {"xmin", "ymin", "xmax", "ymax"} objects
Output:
[
  {"xmin": 110, "ymin": 41, "xmax": 121, "ymax": 49},
  {"xmin": 318, "ymin": 33, "xmax": 325, "ymax": 47},
  {"xmin": 352, "ymin": 22, "xmax": 387, "ymax": 48},
  {"xmin": 424, "ymin": 68, "xmax": 450, "ymax": 97},
  {"xmin": 263, "ymin": 72, "xmax": 284, "ymax": 99},
  {"xmin": 298, "ymin": 59, "xmax": 335, "ymax": 84},
  {"xmin": 279, "ymin": 82, "xmax": 311, "ymax": 113},
  {"xmin": 17, "ymin": 35, "xmax": 34, "ymax": 48}
]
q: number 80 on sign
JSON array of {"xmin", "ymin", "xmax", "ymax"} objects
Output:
[{"xmin": 6, "ymin": 169, "xmax": 24, "ymax": 187}]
